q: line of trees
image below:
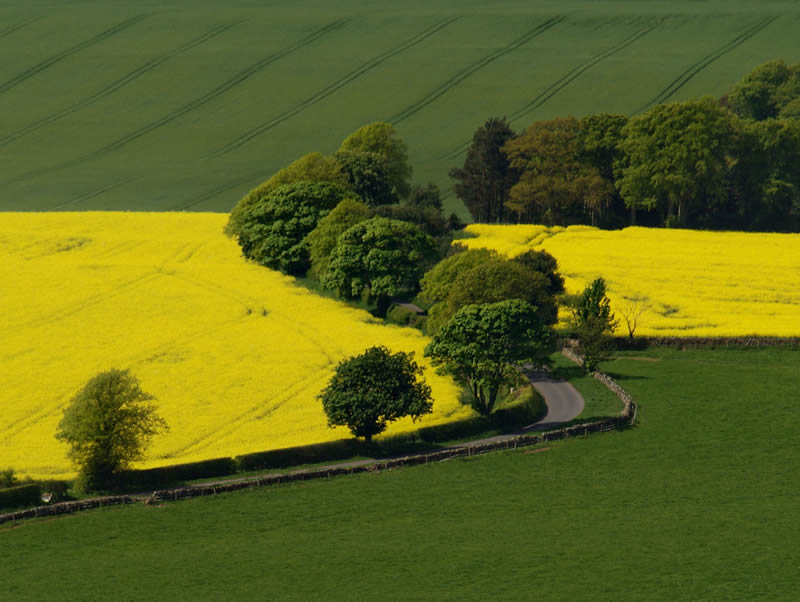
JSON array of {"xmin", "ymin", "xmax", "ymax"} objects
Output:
[
  {"xmin": 451, "ymin": 59, "xmax": 800, "ymax": 232},
  {"xmin": 226, "ymin": 121, "xmax": 462, "ymax": 317}
]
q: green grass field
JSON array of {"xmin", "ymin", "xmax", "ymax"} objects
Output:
[
  {"xmin": 3, "ymin": 347, "xmax": 798, "ymax": 600},
  {"xmin": 2, "ymin": 1, "xmax": 799, "ymax": 217}
]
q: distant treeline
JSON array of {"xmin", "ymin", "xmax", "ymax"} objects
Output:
[{"xmin": 451, "ymin": 59, "xmax": 800, "ymax": 232}]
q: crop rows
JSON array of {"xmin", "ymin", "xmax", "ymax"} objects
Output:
[{"xmin": 0, "ymin": 1, "xmax": 797, "ymax": 216}]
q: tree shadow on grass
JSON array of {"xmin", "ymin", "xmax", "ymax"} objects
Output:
[{"xmin": 603, "ymin": 371, "xmax": 647, "ymax": 381}]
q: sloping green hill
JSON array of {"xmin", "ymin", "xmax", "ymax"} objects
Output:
[{"xmin": 2, "ymin": 0, "xmax": 799, "ymax": 216}]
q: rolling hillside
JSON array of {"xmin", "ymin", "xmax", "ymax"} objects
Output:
[{"xmin": 1, "ymin": 0, "xmax": 799, "ymax": 216}]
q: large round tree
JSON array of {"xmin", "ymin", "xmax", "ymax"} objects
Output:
[
  {"xmin": 425, "ymin": 300, "xmax": 553, "ymax": 415},
  {"xmin": 236, "ymin": 180, "xmax": 354, "ymax": 275},
  {"xmin": 319, "ymin": 346, "xmax": 433, "ymax": 441},
  {"xmin": 322, "ymin": 217, "xmax": 439, "ymax": 315}
]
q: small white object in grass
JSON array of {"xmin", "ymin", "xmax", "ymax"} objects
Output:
[{"xmin": 41, "ymin": 492, "xmax": 53, "ymax": 503}]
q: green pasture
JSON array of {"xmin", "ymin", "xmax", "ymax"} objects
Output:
[
  {"xmin": 3, "ymin": 347, "xmax": 798, "ymax": 600},
  {"xmin": 1, "ymin": 1, "xmax": 800, "ymax": 217}
]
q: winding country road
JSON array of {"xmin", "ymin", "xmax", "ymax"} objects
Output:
[
  {"xmin": 524, "ymin": 368, "xmax": 585, "ymax": 431},
  {"xmin": 460, "ymin": 367, "xmax": 585, "ymax": 446}
]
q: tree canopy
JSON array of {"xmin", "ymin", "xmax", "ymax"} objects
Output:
[
  {"xmin": 450, "ymin": 117, "xmax": 517, "ymax": 223},
  {"xmin": 618, "ymin": 97, "xmax": 738, "ymax": 227},
  {"xmin": 727, "ymin": 59, "xmax": 800, "ymax": 121},
  {"xmin": 237, "ymin": 181, "xmax": 353, "ymax": 275},
  {"xmin": 425, "ymin": 300, "xmax": 553, "ymax": 415},
  {"xmin": 319, "ymin": 346, "xmax": 432, "ymax": 441},
  {"xmin": 306, "ymin": 197, "xmax": 372, "ymax": 280},
  {"xmin": 503, "ymin": 117, "xmax": 614, "ymax": 226},
  {"xmin": 333, "ymin": 150, "xmax": 398, "ymax": 206},
  {"xmin": 322, "ymin": 217, "xmax": 438, "ymax": 314},
  {"xmin": 55, "ymin": 369, "xmax": 168, "ymax": 491},
  {"xmin": 511, "ymin": 249, "xmax": 565, "ymax": 296},
  {"xmin": 338, "ymin": 122, "xmax": 412, "ymax": 198},
  {"xmin": 427, "ymin": 257, "xmax": 558, "ymax": 334},
  {"xmin": 419, "ymin": 248, "xmax": 499, "ymax": 305},
  {"xmin": 226, "ymin": 152, "xmax": 349, "ymax": 236}
]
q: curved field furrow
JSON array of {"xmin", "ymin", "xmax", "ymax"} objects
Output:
[
  {"xmin": 49, "ymin": 178, "xmax": 142, "ymax": 210},
  {"xmin": 83, "ymin": 19, "xmax": 350, "ymax": 158},
  {"xmin": 2, "ymin": 19, "xmax": 350, "ymax": 187},
  {"xmin": 208, "ymin": 16, "xmax": 460, "ymax": 158},
  {"xmin": 0, "ymin": 386, "xmax": 75, "ymax": 443},
  {"xmin": 0, "ymin": 14, "xmax": 148, "ymax": 96},
  {"xmin": 633, "ymin": 15, "xmax": 777, "ymax": 114},
  {"xmin": 0, "ymin": 16, "xmax": 37, "ymax": 39},
  {"xmin": 168, "ymin": 171, "xmax": 265, "ymax": 211},
  {"xmin": 387, "ymin": 16, "xmax": 565, "ymax": 125},
  {"xmin": 441, "ymin": 19, "xmax": 662, "ymax": 161},
  {"xmin": 166, "ymin": 370, "xmax": 328, "ymax": 459},
  {"xmin": 0, "ymin": 22, "xmax": 240, "ymax": 147},
  {"xmin": 0, "ymin": 271, "xmax": 162, "ymax": 337}
]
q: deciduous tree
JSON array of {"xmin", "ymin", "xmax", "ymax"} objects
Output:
[
  {"xmin": 503, "ymin": 117, "xmax": 613, "ymax": 225},
  {"xmin": 55, "ymin": 369, "xmax": 168, "ymax": 491},
  {"xmin": 237, "ymin": 181, "xmax": 353, "ymax": 275},
  {"xmin": 339, "ymin": 122, "xmax": 412, "ymax": 198},
  {"xmin": 425, "ymin": 300, "xmax": 553, "ymax": 415},
  {"xmin": 306, "ymin": 198, "xmax": 372, "ymax": 280},
  {"xmin": 322, "ymin": 217, "xmax": 438, "ymax": 315},
  {"xmin": 319, "ymin": 346, "xmax": 433, "ymax": 441},
  {"xmin": 333, "ymin": 150, "xmax": 398, "ymax": 206},
  {"xmin": 511, "ymin": 249, "xmax": 565, "ymax": 296},
  {"xmin": 618, "ymin": 97, "xmax": 738, "ymax": 227},
  {"xmin": 727, "ymin": 59, "xmax": 800, "ymax": 121},
  {"xmin": 419, "ymin": 248, "xmax": 498, "ymax": 305},
  {"xmin": 427, "ymin": 257, "xmax": 558, "ymax": 334},
  {"xmin": 226, "ymin": 152, "xmax": 349, "ymax": 236}
]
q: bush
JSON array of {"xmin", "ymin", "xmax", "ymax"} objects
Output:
[
  {"xmin": 386, "ymin": 304, "xmax": 427, "ymax": 329},
  {"xmin": 236, "ymin": 440, "xmax": 362, "ymax": 472},
  {"xmin": 39, "ymin": 480, "xmax": 71, "ymax": 503},
  {"xmin": 1, "ymin": 467, "xmax": 18, "ymax": 488},
  {"xmin": 0, "ymin": 483, "xmax": 41, "ymax": 511},
  {"xmin": 118, "ymin": 457, "xmax": 237, "ymax": 490}
]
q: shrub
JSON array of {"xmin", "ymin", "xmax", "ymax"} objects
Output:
[{"xmin": 0, "ymin": 484, "xmax": 41, "ymax": 510}]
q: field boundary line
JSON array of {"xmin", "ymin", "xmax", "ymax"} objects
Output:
[
  {"xmin": 207, "ymin": 16, "xmax": 460, "ymax": 158},
  {"xmin": 632, "ymin": 15, "xmax": 777, "ymax": 114},
  {"xmin": 0, "ymin": 21, "xmax": 241, "ymax": 147},
  {"xmin": 387, "ymin": 16, "xmax": 566, "ymax": 125},
  {"xmin": 0, "ymin": 15, "xmax": 148, "ymax": 96},
  {"xmin": 441, "ymin": 18, "xmax": 663, "ymax": 161}
]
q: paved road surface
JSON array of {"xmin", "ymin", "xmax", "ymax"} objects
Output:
[{"xmin": 524, "ymin": 368, "xmax": 585, "ymax": 431}]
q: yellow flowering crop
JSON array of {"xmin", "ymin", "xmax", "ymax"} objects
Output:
[
  {"xmin": 0, "ymin": 213, "xmax": 468, "ymax": 480},
  {"xmin": 462, "ymin": 224, "xmax": 800, "ymax": 338}
]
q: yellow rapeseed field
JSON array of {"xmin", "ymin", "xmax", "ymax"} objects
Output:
[
  {"xmin": 1, "ymin": 213, "xmax": 468, "ymax": 480},
  {"xmin": 461, "ymin": 224, "xmax": 800, "ymax": 338}
]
